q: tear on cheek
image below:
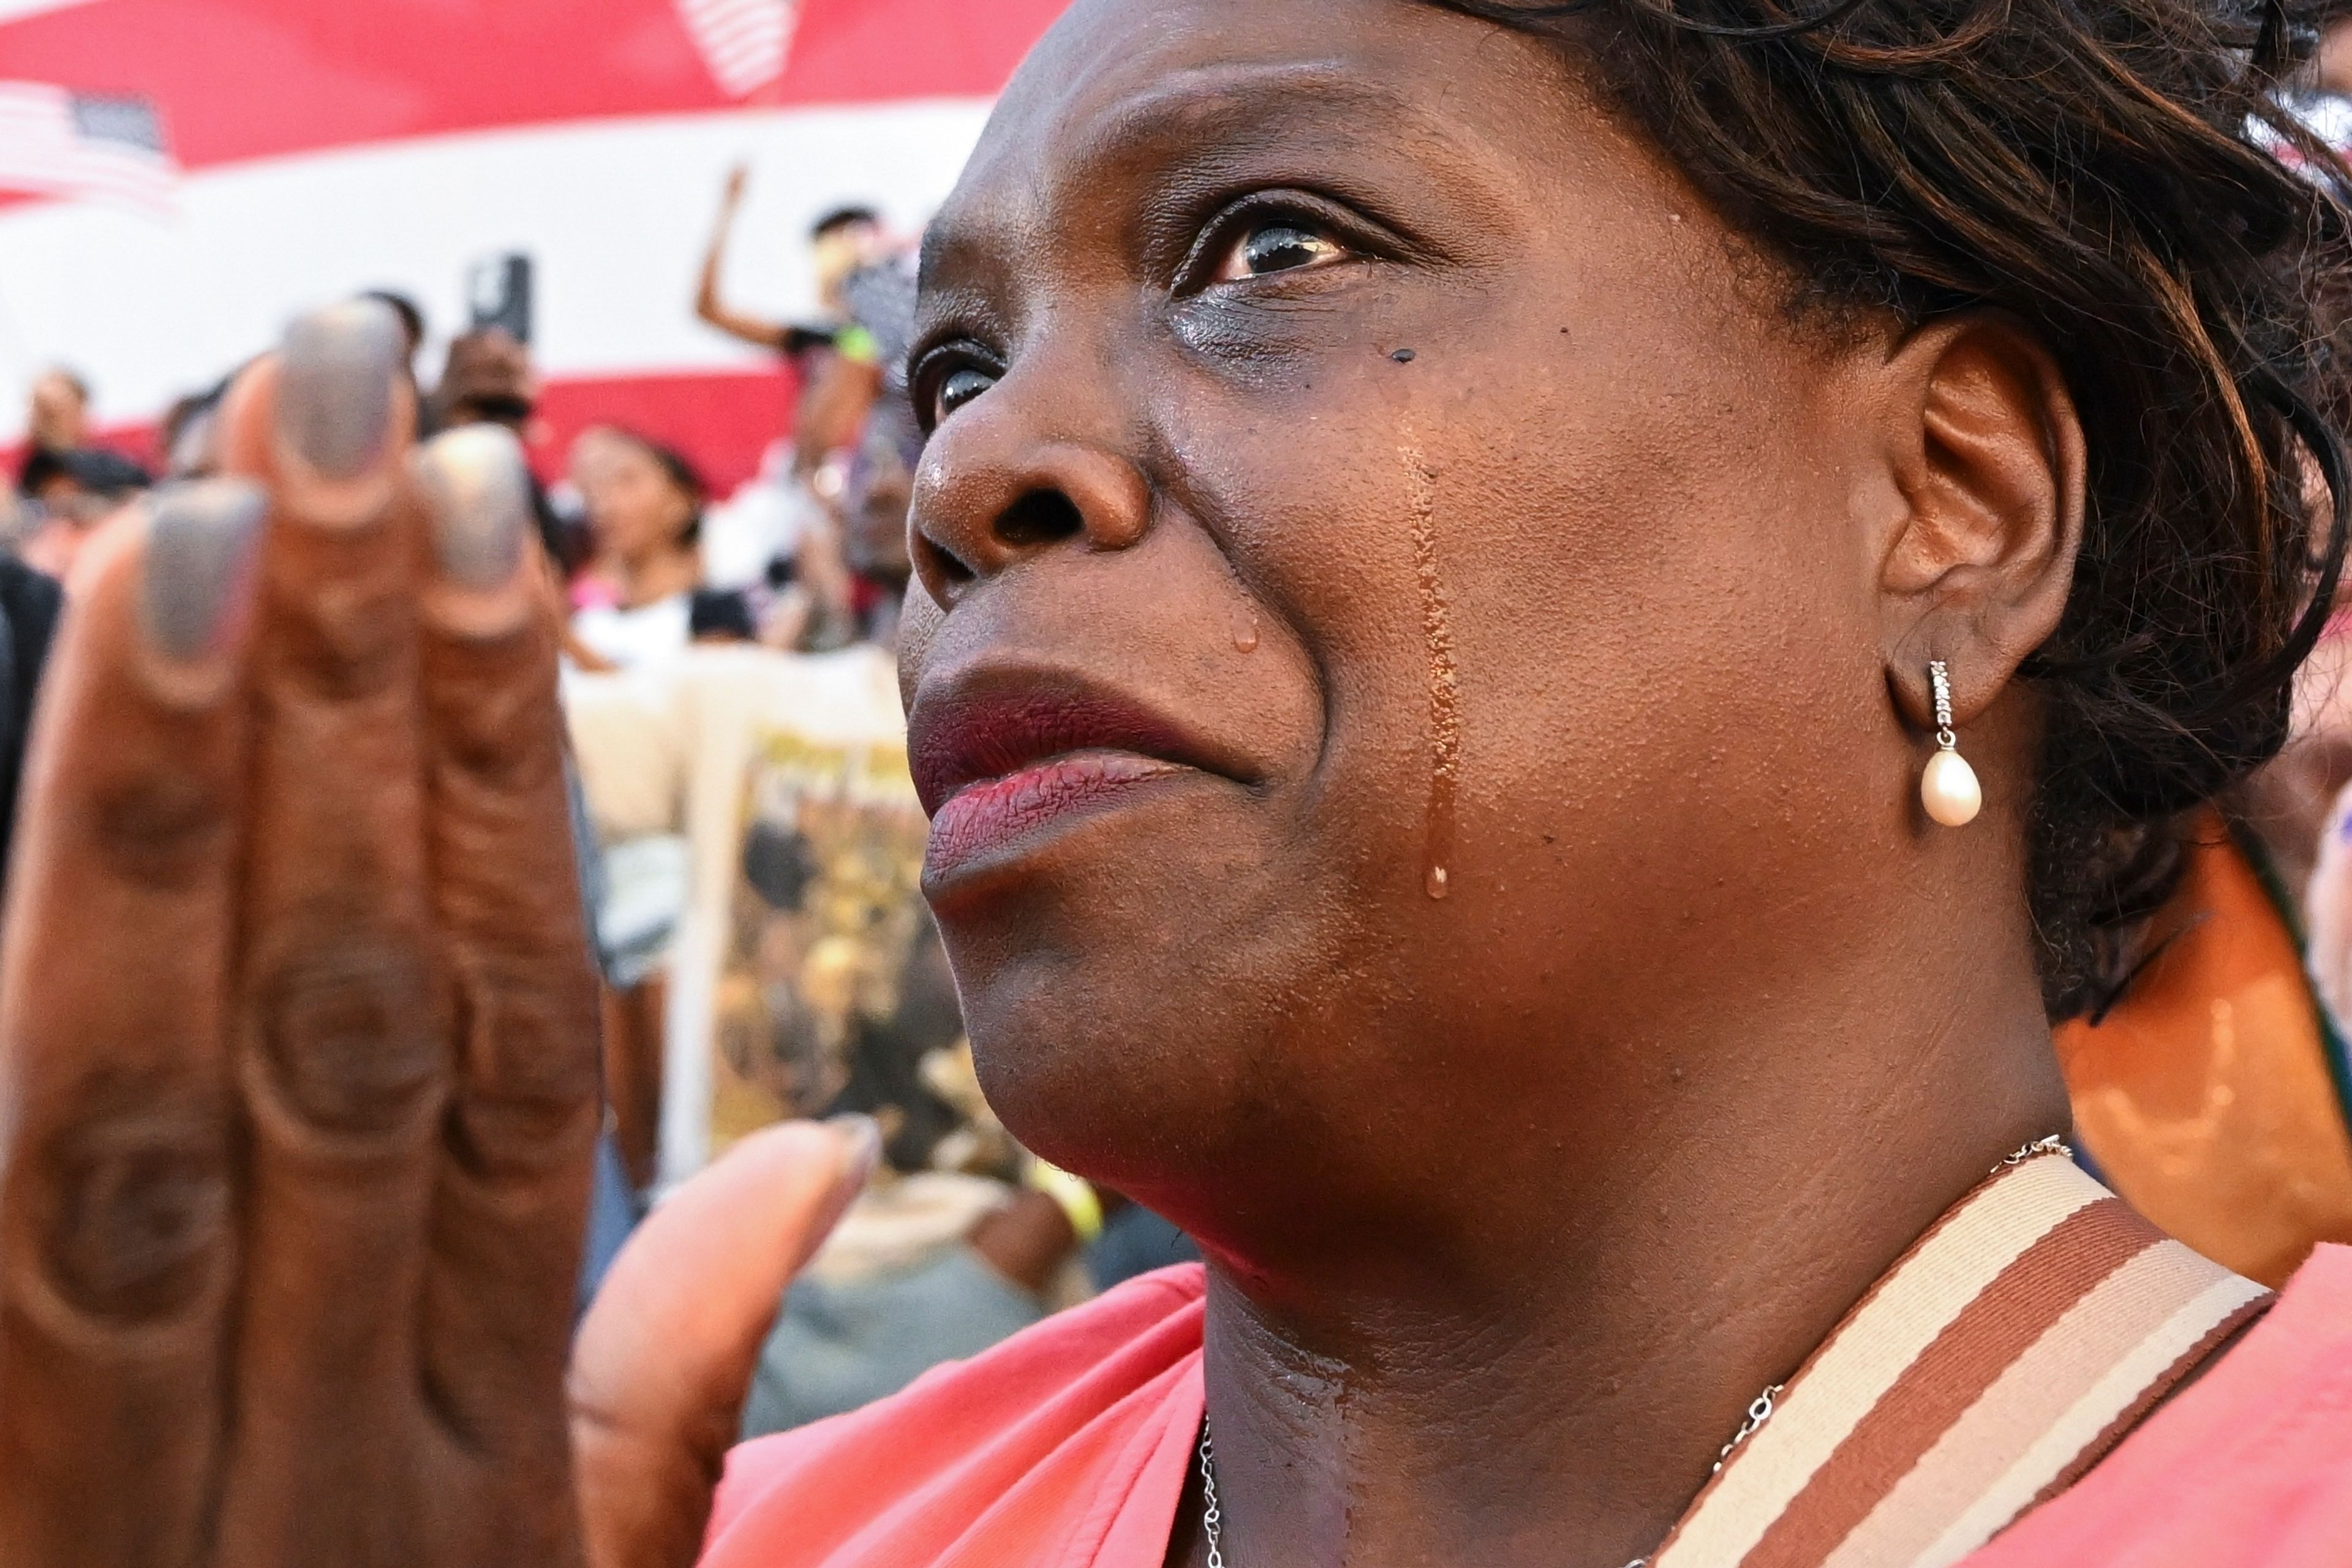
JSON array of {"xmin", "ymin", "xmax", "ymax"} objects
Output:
[{"xmin": 1403, "ymin": 442, "xmax": 1459, "ymax": 902}]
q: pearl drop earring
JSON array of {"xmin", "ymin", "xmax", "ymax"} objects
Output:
[{"xmin": 1921, "ymin": 661, "xmax": 1983, "ymax": 827}]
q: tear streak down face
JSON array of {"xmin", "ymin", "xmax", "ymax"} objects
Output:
[{"xmin": 899, "ymin": 0, "xmax": 1929, "ymax": 1236}]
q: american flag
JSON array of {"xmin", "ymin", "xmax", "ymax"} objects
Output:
[
  {"xmin": 0, "ymin": 82, "xmax": 176, "ymax": 214},
  {"xmin": 675, "ymin": 0, "xmax": 801, "ymax": 100}
]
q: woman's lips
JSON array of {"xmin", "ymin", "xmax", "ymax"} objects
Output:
[
  {"xmin": 908, "ymin": 674, "xmax": 1250, "ymax": 884},
  {"xmin": 924, "ymin": 748, "xmax": 1188, "ymax": 881}
]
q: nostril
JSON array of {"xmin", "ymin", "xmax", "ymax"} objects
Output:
[
  {"xmin": 996, "ymin": 488, "xmax": 1085, "ymax": 549},
  {"xmin": 918, "ymin": 533, "xmax": 976, "ymax": 585}
]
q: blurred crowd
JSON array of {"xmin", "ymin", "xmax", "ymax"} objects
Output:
[{"xmin": 0, "ymin": 165, "xmax": 1193, "ymax": 1442}]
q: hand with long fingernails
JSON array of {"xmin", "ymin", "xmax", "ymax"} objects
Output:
[{"xmin": 0, "ymin": 300, "xmax": 876, "ymax": 1568}]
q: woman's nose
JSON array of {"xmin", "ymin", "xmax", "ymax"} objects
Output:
[{"xmin": 909, "ymin": 405, "xmax": 1152, "ymax": 608}]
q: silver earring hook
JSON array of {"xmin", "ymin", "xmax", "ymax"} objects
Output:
[{"xmin": 1921, "ymin": 661, "xmax": 1981, "ymax": 827}]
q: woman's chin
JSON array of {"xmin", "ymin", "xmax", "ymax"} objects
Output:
[{"xmin": 951, "ymin": 932, "xmax": 1273, "ymax": 1188}]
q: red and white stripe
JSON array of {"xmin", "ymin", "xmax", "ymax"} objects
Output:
[
  {"xmin": 677, "ymin": 0, "xmax": 801, "ymax": 100},
  {"xmin": 0, "ymin": 0, "xmax": 1071, "ymax": 488},
  {"xmin": 0, "ymin": 81, "xmax": 175, "ymax": 215}
]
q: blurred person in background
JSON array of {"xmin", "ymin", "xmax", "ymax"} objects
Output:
[
  {"xmin": 834, "ymin": 398, "xmax": 921, "ymax": 650},
  {"xmin": 549, "ymin": 423, "xmax": 629, "ymax": 575},
  {"xmin": 556, "ymin": 420, "xmax": 721, "ymax": 1212},
  {"xmin": 568, "ymin": 431, "xmax": 708, "ymax": 673},
  {"xmin": 14, "ymin": 447, "xmax": 151, "ymax": 581},
  {"xmin": 695, "ymin": 169, "xmax": 893, "ymax": 623},
  {"xmin": 8, "ymin": 371, "xmax": 96, "ymax": 549},
  {"xmin": 20, "ymin": 368, "xmax": 90, "ymax": 465},
  {"xmin": 2039, "ymin": 31, "xmax": 2352, "ymax": 1290},
  {"xmin": 2052, "ymin": 786, "xmax": 2352, "ymax": 1287},
  {"xmin": 0, "ymin": 539, "xmax": 59, "ymax": 895},
  {"xmin": 788, "ymin": 238, "xmax": 922, "ymax": 654},
  {"xmin": 695, "ymin": 176, "xmax": 889, "ymax": 473},
  {"xmin": 696, "ymin": 168, "xmax": 887, "ymax": 407},
  {"xmin": 2294, "ymin": 12, "xmax": 2352, "ymax": 137},
  {"xmin": 2263, "ymin": 13, "xmax": 2352, "ymax": 176},
  {"xmin": 431, "ymin": 324, "xmax": 537, "ymax": 436},
  {"xmin": 0, "ymin": 424, "xmax": 134, "ymax": 897}
]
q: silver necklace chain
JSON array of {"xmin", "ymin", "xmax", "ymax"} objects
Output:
[
  {"xmin": 1196, "ymin": 1425, "xmax": 1226, "ymax": 1568},
  {"xmin": 1995, "ymin": 1133, "xmax": 2073, "ymax": 1172},
  {"xmin": 1194, "ymin": 1134, "xmax": 2073, "ymax": 1566}
]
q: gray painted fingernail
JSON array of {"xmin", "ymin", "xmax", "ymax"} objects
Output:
[
  {"xmin": 277, "ymin": 300, "xmax": 402, "ymax": 480},
  {"xmin": 142, "ymin": 479, "xmax": 267, "ymax": 662},
  {"xmin": 414, "ymin": 424, "xmax": 530, "ymax": 589},
  {"xmin": 827, "ymin": 1113, "xmax": 884, "ymax": 1186}
]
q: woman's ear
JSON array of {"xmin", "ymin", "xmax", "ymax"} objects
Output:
[{"xmin": 1875, "ymin": 312, "xmax": 2086, "ymax": 728}]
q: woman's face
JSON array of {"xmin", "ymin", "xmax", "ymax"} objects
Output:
[
  {"xmin": 904, "ymin": 0, "xmax": 1936, "ymax": 1237},
  {"xmin": 589, "ymin": 442, "xmax": 692, "ymax": 562}
]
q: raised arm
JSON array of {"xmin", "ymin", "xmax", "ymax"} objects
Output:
[{"xmin": 695, "ymin": 167, "xmax": 790, "ymax": 352}]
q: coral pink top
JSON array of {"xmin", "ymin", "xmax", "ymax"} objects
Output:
[
  {"xmin": 705, "ymin": 1268, "xmax": 1204, "ymax": 1568},
  {"xmin": 706, "ymin": 1248, "xmax": 2352, "ymax": 1567},
  {"xmin": 1971, "ymin": 1243, "xmax": 2352, "ymax": 1567}
]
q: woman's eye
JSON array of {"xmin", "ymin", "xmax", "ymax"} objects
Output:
[
  {"xmin": 933, "ymin": 365, "xmax": 995, "ymax": 423},
  {"xmin": 1213, "ymin": 221, "xmax": 1349, "ymax": 283}
]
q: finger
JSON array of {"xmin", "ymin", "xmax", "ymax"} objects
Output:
[
  {"xmin": 209, "ymin": 303, "xmax": 442, "ymax": 1561},
  {"xmin": 0, "ymin": 481, "xmax": 266, "ymax": 1567},
  {"xmin": 572, "ymin": 1117, "xmax": 880, "ymax": 1568},
  {"xmin": 407, "ymin": 427, "xmax": 601, "ymax": 1491}
]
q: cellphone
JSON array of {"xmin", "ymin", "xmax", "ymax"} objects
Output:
[{"xmin": 466, "ymin": 253, "xmax": 533, "ymax": 345}]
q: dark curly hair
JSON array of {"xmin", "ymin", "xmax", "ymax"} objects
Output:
[{"xmin": 1423, "ymin": 0, "xmax": 2352, "ymax": 1019}]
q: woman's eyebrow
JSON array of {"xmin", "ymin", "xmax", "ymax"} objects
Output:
[{"xmin": 918, "ymin": 61, "xmax": 1486, "ymax": 296}]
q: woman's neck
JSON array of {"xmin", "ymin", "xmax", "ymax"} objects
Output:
[
  {"xmin": 1178, "ymin": 969, "xmax": 2069, "ymax": 1568},
  {"xmin": 612, "ymin": 545, "xmax": 698, "ymax": 610}
]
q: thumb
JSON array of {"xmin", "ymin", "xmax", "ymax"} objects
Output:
[{"xmin": 571, "ymin": 1115, "xmax": 880, "ymax": 1568}]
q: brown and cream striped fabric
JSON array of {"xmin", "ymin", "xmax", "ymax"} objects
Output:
[{"xmin": 1651, "ymin": 1153, "xmax": 2270, "ymax": 1568}]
